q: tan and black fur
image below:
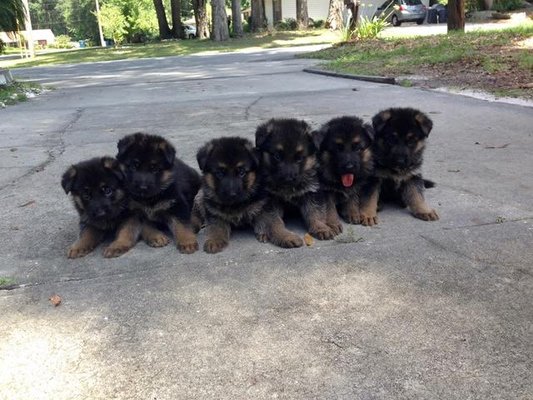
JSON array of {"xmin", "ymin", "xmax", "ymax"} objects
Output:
[
  {"xmin": 255, "ymin": 118, "xmax": 338, "ymax": 243},
  {"xmin": 61, "ymin": 157, "xmax": 131, "ymax": 258},
  {"xmin": 367, "ymin": 107, "xmax": 439, "ymax": 224},
  {"xmin": 116, "ymin": 132, "xmax": 202, "ymax": 255},
  {"xmin": 314, "ymin": 116, "xmax": 377, "ymax": 228},
  {"xmin": 195, "ymin": 137, "xmax": 286, "ymax": 253}
]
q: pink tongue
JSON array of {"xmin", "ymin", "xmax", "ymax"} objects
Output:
[{"xmin": 342, "ymin": 174, "xmax": 355, "ymax": 188}]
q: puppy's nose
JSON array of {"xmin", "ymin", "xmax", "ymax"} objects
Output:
[
  {"xmin": 138, "ymin": 184, "xmax": 148, "ymax": 191},
  {"xmin": 95, "ymin": 209, "xmax": 107, "ymax": 217},
  {"xmin": 343, "ymin": 163, "xmax": 354, "ymax": 170}
]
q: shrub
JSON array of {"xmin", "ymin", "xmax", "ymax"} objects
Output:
[
  {"xmin": 313, "ymin": 19, "xmax": 325, "ymax": 28},
  {"xmin": 493, "ymin": 0, "xmax": 522, "ymax": 11},
  {"xmin": 0, "ymin": 39, "xmax": 5, "ymax": 55},
  {"xmin": 275, "ymin": 18, "xmax": 298, "ymax": 30},
  {"xmin": 353, "ymin": 16, "xmax": 389, "ymax": 40},
  {"xmin": 50, "ymin": 35, "xmax": 74, "ymax": 49}
]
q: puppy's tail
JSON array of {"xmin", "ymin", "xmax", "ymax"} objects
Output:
[{"xmin": 424, "ymin": 179, "xmax": 436, "ymax": 189}]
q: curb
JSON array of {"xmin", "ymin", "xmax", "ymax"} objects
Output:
[{"xmin": 303, "ymin": 68, "xmax": 396, "ymax": 85}]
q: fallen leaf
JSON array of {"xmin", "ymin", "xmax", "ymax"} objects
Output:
[
  {"xmin": 304, "ymin": 233, "xmax": 314, "ymax": 247},
  {"xmin": 49, "ymin": 294, "xmax": 62, "ymax": 307},
  {"xmin": 18, "ymin": 200, "xmax": 35, "ymax": 208}
]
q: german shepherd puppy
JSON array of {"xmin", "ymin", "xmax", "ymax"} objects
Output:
[
  {"xmin": 255, "ymin": 118, "xmax": 338, "ymax": 243},
  {"xmin": 314, "ymin": 116, "xmax": 376, "ymax": 228},
  {"xmin": 61, "ymin": 157, "xmax": 130, "ymax": 258},
  {"xmin": 195, "ymin": 137, "xmax": 273, "ymax": 253},
  {"xmin": 366, "ymin": 107, "xmax": 439, "ymax": 224},
  {"xmin": 115, "ymin": 132, "xmax": 201, "ymax": 255}
]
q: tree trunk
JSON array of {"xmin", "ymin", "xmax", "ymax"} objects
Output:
[
  {"xmin": 211, "ymin": 0, "xmax": 229, "ymax": 41},
  {"xmin": 296, "ymin": 0, "xmax": 309, "ymax": 29},
  {"xmin": 231, "ymin": 0, "xmax": 243, "ymax": 37},
  {"xmin": 447, "ymin": 0, "xmax": 465, "ymax": 32},
  {"xmin": 170, "ymin": 0, "xmax": 183, "ymax": 38},
  {"xmin": 326, "ymin": 0, "xmax": 343, "ymax": 30},
  {"xmin": 153, "ymin": 0, "xmax": 172, "ymax": 39},
  {"xmin": 251, "ymin": 0, "xmax": 266, "ymax": 31},
  {"xmin": 193, "ymin": 0, "xmax": 209, "ymax": 38}
]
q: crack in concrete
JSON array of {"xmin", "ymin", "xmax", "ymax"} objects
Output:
[
  {"xmin": 244, "ymin": 96, "xmax": 263, "ymax": 121},
  {"xmin": 0, "ymin": 107, "xmax": 84, "ymax": 192}
]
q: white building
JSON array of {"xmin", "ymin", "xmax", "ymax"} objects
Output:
[{"xmin": 0, "ymin": 29, "xmax": 56, "ymax": 46}]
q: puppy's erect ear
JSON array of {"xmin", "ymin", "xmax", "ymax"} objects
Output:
[
  {"xmin": 312, "ymin": 128, "xmax": 327, "ymax": 150},
  {"xmin": 61, "ymin": 166, "xmax": 77, "ymax": 194},
  {"xmin": 255, "ymin": 120, "xmax": 274, "ymax": 149},
  {"xmin": 158, "ymin": 140, "xmax": 176, "ymax": 165},
  {"xmin": 372, "ymin": 110, "xmax": 392, "ymax": 133},
  {"xmin": 101, "ymin": 156, "xmax": 125, "ymax": 181},
  {"xmin": 117, "ymin": 134, "xmax": 137, "ymax": 161},
  {"xmin": 196, "ymin": 142, "xmax": 214, "ymax": 172},
  {"xmin": 414, "ymin": 111, "xmax": 433, "ymax": 137},
  {"xmin": 244, "ymin": 140, "xmax": 260, "ymax": 168},
  {"xmin": 362, "ymin": 123, "xmax": 375, "ymax": 144}
]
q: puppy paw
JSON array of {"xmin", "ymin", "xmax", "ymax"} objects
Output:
[
  {"xmin": 360, "ymin": 214, "xmax": 378, "ymax": 226},
  {"xmin": 414, "ymin": 209, "xmax": 439, "ymax": 221},
  {"xmin": 278, "ymin": 233, "xmax": 304, "ymax": 248},
  {"xmin": 145, "ymin": 234, "xmax": 170, "ymax": 248},
  {"xmin": 67, "ymin": 245, "xmax": 94, "ymax": 259},
  {"xmin": 309, "ymin": 225, "xmax": 336, "ymax": 240},
  {"xmin": 204, "ymin": 239, "xmax": 228, "ymax": 254},
  {"xmin": 178, "ymin": 240, "xmax": 199, "ymax": 254},
  {"xmin": 256, "ymin": 233, "xmax": 269, "ymax": 243},
  {"xmin": 103, "ymin": 243, "xmax": 131, "ymax": 258},
  {"xmin": 343, "ymin": 212, "xmax": 362, "ymax": 225},
  {"xmin": 327, "ymin": 220, "xmax": 343, "ymax": 235}
]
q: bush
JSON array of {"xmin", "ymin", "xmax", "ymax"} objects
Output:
[
  {"xmin": 50, "ymin": 35, "xmax": 74, "ymax": 49},
  {"xmin": 275, "ymin": 18, "xmax": 298, "ymax": 30},
  {"xmin": 353, "ymin": 16, "xmax": 389, "ymax": 40},
  {"xmin": 0, "ymin": 39, "xmax": 5, "ymax": 55},
  {"xmin": 313, "ymin": 19, "xmax": 325, "ymax": 28},
  {"xmin": 493, "ymin": 0, "xmax": 522, "ymax": 11}
]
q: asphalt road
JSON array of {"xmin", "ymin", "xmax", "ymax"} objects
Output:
[{"xmin": 1, "ymin": 45, "xmax": 532, "ymax": 400}]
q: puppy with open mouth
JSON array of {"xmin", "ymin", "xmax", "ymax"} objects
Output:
[{"xmin": 314, "ymin": 116, "xmax": 377, "ymax": 228}]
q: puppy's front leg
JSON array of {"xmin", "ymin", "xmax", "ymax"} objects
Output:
[
  {"xmin": 300, "ymin": 193, "xmax": 337, "ymax": 240},
  {"xmin": 203, "ymin": 218, "xmax": 231, "ymax": 254},
  {"xmin": 401, "ymin": 177, "xmax": 439, "ymax": 221},
  {"xmin": 169, "ymin": 217, "xmax": 199, "ymax": 254},
  {"xmin": 141, "ymin": 222, "xmax": 170, "ymax": 247},
  {"xmin": 68, "ymin": 226, "xmax": 105, "ymax": 258},
  {"xmin": 325, "ymin": 193, "xmax": 343, "ymax": 234},
  {"xmin": 359, "ymin": 179, "xmax": 380, "ymax": 226},
  {"xmin": 103, "ymin": 216, "xmax": 141, "ymax": 258}
]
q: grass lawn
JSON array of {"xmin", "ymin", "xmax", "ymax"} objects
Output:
[
  {"xmin": 301, "ymin": 22, "xmax": 533, "ymax": 98},
  {"xmin": 0, "ymin": 30, "xmax": 338, "ymax": 69}
]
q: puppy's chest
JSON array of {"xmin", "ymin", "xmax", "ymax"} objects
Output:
[
  {"xmin": 376, "ymin": 168, "xmax": 418, "ymax": 186},
  {"xmin": 130, "ymin": 198, "xmax": 176, "ymax": 220},
  {"xmin": 208, "ymin": 199, "xmax": 268, "ymax": 226},
  {"xmin": 268, "ymin": 180, "xmax": 320, "ymax": 204}
]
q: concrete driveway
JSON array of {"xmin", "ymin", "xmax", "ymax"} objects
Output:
[{"xmin": 1, "ymin": 46, "xmax": 532, "ymax": 399}]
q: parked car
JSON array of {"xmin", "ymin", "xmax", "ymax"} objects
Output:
[
  {"xmin": 183, "ymin": 25, "xmax": 196, "ymax": 39},
  {"xmin": 373, "ymin": 0, "xmax": 427, "ymax": 26}
]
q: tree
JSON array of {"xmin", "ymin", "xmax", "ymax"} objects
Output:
[
  {"xmin": 296, "ymin": 0, "xmax": 309, "ymax": 29},
  {"xmin": 0, "ymin": 0, "xmax": 26, "ymax": 32},
  {"xmin": 211, "ymin": 0, "xmax": 230, "ymax": 40},
  {"xmin": 326, "ymin": 0, "xmax": 343, "ymax": 30},
  {"xmin": 250, "ymin": 0, "xmax": 266, "ymax": 31},
  {"xmin": 170, "ymin": 0, "xmax": 184, "ymax": 38},
  {"xmin": 29, "ymin": 0, "xmax": 67, "ymax": 34},
  {"xmin": 153, "ymin": 0, "xmax": 172, "ymax": 38},
  {"xmin": 99, "ymin": 3, "xmax": 128, "ymax": 46},
  {"xmin": 192, "ymin": 0, "xmax": 209, "ymax": 38},
  {"xmin": 231, "ymin": 0, "xmax": 243, "ymax": 37},
  {"xmin": 56, "ymin": 0, "xmax": 99, "ymax": 41},
  {"xmin": 447, "ymin": 0, "xmax": 465, "ymax": 32}
]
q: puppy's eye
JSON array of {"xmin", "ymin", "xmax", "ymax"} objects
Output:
[
  {"xmin": 102, "ymin": 187, "xmax": 113, "ymax": 197},
  {"xmin": 351, "ymin": 143, "xmax": 361, "ymax": 151},
  {"xmin": 272, "ymin": 152, "xmax": 281, "ymax": 162},
  {"xmin": 150, "ymin": 164, "xmax": 159, "ymax": 173},
  {"xmin": 215, "ymin": 169, "xmax": 225, "ymax": 179},
  {"xmin": 237, "ymin": 167, "xmax": 247, "ymax": 178},
  {"xmin": 295, "ymin": 154, "xmax": 304, "ymax": 163},
  {"xmin": 82, "ymin": 192, "xmax": 91, "ymax": 201},
  {"xmin": 130, "ymin": 160, "xmax": 140, "ymax": 171}
]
